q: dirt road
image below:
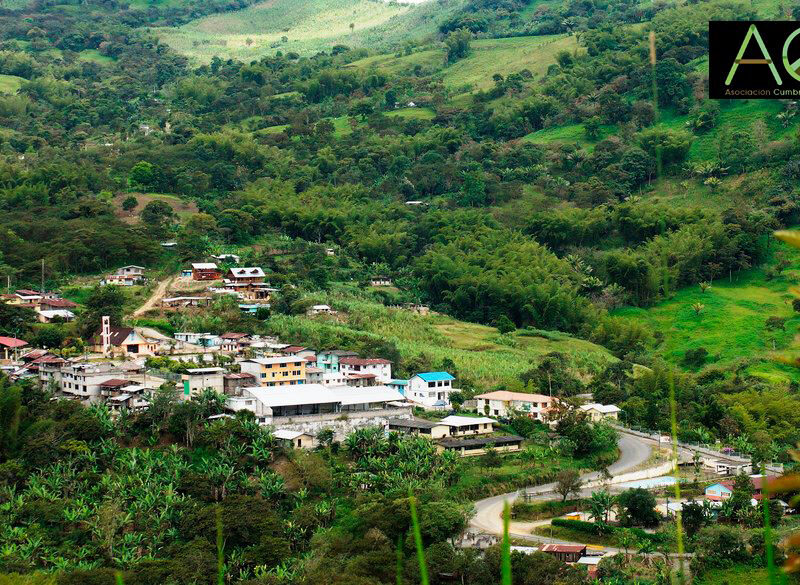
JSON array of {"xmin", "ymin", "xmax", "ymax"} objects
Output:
[{"xmin": 131, "ymin": 276, "xmax": 174, "ymax": 317}]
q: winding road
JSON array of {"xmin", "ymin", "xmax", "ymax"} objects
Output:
[{"xmin": 470, "ymin": 433, "xmax": 653, "ymax": 543}]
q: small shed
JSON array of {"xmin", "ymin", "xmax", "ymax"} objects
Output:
[{"xmin": 274, "ymin": 429, "xmax": 315, "ymax": 449}]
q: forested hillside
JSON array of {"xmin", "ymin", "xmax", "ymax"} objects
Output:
[{"xmin": 1, "ymin": 0, "xmax": 800, "ymax": 581}]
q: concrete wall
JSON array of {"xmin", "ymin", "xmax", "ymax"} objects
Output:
[
  {"xmin": 583, "ymin": 461, "xmax": 675, "ymax": 490},
  {"xmin": 272, "ymin": 407, "xmax": 413, "ymax": 440}
]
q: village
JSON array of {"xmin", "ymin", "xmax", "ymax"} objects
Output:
[{"xmin": 0, "ymin": 258, "xmax": 796, "ymax": 581}]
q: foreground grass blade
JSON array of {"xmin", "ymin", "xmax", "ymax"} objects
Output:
[
  {"xmin": 216, "ymin": 505, "xmax": 224, "ymax": 585},
  {"xmin": 408, "ymin": 488, "xmax": 429, "ymax": 585},
  {"xmin": 396, "ymin": 534, "xmax": 404, "ymax": 585},
  {"xmin": 669, "ymin": 376, "xmax": 685, "ymax": 585},
  {"xmin": 502, "ymin": 501, "xmax": 512, "ymax": 585}
]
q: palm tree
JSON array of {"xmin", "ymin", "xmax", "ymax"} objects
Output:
[
  {"xmin": 637, "ymin": 538, "xmax": 655, "ymax": 566},
  {"xmin": 589, "ymin": 490, "xmax": 615, "ymax": 523}
]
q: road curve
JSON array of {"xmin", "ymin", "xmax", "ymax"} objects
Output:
[{"xmin": 470, "ymin": 433, "xmax": 652, "ymax": 539}]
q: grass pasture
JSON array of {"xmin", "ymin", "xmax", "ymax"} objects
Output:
[
  {"xmin": 614, "ymin": 240, "xmax": 800, "ymax": 382},
  {"xmin": 439, "ymin": 35, "xmax": 577, "ymax": 94},
  {"xmin": 113, "ymin": 192, "xmax": 199, "ymax": 224},
  {"xmin": 155, "ymin": 0, "xmax": 452, "ymax": 60},
  {"xmin": 0, "ymin": 74, "xmax": 25, "ymax": 94},
  {"xmin": 77, "ymin": 49, "xmax": 115, "ymax": 64},
  {"xmin": 350, "ymin": 34, "xmax": 577, "ymax": 101},
  {"xmin": 523, "ymin": 122, "xmax": 617, "ymax": 150}
]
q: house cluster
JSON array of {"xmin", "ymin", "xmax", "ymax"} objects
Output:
[
  {"xmin": 510, "ymin": 545, "xmax": 606, "ymax": 578},
  {"xmin": 167, "ymin": 262, "xmax": 276, "ymax": 313},
  {"xmin": 6, "ymin": 349, "xmax": 159, "ymax": 413},
  {"xmin": 703, "ymin": 474, "xmax": 788, "ymax": 508},
  {"xmin": 1, "ymin": 289, "xmax": 78, "ymax": 323},
  {"xmin": 386, "ymin": 414, "xmax": 524, "ymax": 456},
  {"xmin": 101, "ymin": 265, "xmax": 146, "ymax": 287},
  {"xmin": 15, "ymin": 322, "xmax": 468, "ymax": 445}
]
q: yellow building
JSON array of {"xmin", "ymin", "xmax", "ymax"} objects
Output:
[{"xmin": 240, "ymin": 356, "xmax": 307, "ymax": 387}]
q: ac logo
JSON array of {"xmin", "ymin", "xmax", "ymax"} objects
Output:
[{"xmin": 709, "ymin": 21, "xmax": 800, "ymax": 98}]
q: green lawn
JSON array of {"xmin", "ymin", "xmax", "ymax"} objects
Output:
[
  {"xmin": 697, "ymin": 566, "xmax": 785, "ymax": 585},
  {"xmin": 530, "ymin": 524, "xmax": 619, "ymax": 547},
  {"xmin": 77, "ymin": 49, "xmax": 115, "ymax": 64},
  {"xmin": 523, "ymin": 122, "xmax": 617, "ymax": 150},
  {"xmin": 614, "ymin": 241, "xmax": 800, "ymax": 382},
  {"xmin": 0, "ymin": 74, "xmax": 25, "ymax": 94},
  {"xmin": 386, "ymin": 107, "xmax": 435, "ymax": 120}
]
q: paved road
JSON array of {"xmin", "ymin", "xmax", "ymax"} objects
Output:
[{"xmin": 470, "ymin": 433, "xmax": 653, "ymax": 541}]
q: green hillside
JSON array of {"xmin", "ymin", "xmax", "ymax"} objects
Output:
[
  {"xmin": 615, "ymin": 242, "xmax": 800, "ymax": 384},
  {"xmin": 266, "ymin": 288, "xmax": 616, "ymax": 387},
  {"xmin": 155, "ymin": 0, "xmax": 465, "ymax": 60}
]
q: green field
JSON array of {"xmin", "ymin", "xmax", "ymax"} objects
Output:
[
  {"xmin": 523, "ymin": 122, "xmax": 617, "ymax": 150},
  {"xmin": 266, "ymin": 287, "xmax": 615, "ymax": 388},
  {"xmin": 77, "ymin": 49, "xmax": 115, "ymax": 64},
  {"xmin": 155, "ymin": 0, "xmax": 462, "ymax": 61},
  {"xmin": 0, "ymin": 74, "xmax": 25, "ymax": 94},
  {"xmin": 615, "ymin": 241, "xmax": 800, "ymax": 383},
  {"xmin": 386, "ymin": 106, "xmax": 435, "ymax": 120},
  {"xmin": 696, "ymin": 567, "xmax": 779, "ymax": 585},
  {"xmin": 350, "ymin": 34, "xmax": 577, "ymax": 101}
]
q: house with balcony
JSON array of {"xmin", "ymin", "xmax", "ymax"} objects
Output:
[
  {"xmin": 407, "ymin": 372, "xmax": 456, "ymax": 408},
  {"xmin": 240, "ymin": 356, "xmax": 307, "ymax": 387},
  {"xmin": 191, "ymin": 263, "xmax": 222, "ymax": 281},
  {"xmin": 386, "ymin": 418, "xmax": 450, "ymax": 439},
  {"xmin": 475, "ymin": 390, "xmax": 557, "ymax": 420},
  {"xmin": 439, "ymin": 415, "xmax": 496, "ymax": 436},
  {"xmin": 316, "ymin": 350, "xmax": 359, "ymax": 372},
  {"xmin": 338, "ymin": 357, "xmax": 392, "ymax": 383}
]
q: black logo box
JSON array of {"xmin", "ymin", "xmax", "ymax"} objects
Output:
[{"xmin": 709, "ymin": 21, "xmax": 800, "ymax": 99}]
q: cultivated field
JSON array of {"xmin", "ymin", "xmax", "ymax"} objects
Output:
[{"xmin": 266, "ymin": 288, "xmax": 616, "ymax": 387}]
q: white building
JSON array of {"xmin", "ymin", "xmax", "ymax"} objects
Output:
[
  {"xmin": 439, "ymin": 415, "xmax": 496, "ymax": 436},
  {"xmin": 475, "ymin": 391, "xmax": 556, "ymax": 420},
  {"xmin": 579, "ymin": 403, "xmax": 621, "ymax": 422},
  {"xmin": 175, "ymin": 332, "xmax": 211, "ymax": 345},
  {"xmin": 182, "ymin": 367, "xmax": 226, "ymax": 396},
  {"xmin": 58, "ymin": 363, "xmax": 125, "ymax": 404},
  {"xmin": 407, "ymin": 372, "xmax": 456, "ymax": 408},
  {"xmin": 338, "ymin": 357, "xmax": 392, "ymax": 383},
  {"xmin": 226, "ymin": 384, "xmax": 406, "ymax": 427}
]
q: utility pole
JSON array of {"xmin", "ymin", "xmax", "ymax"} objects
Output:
[{"xmin": 41, "ymin": 258, "xmax": 45, "ymax": 294}]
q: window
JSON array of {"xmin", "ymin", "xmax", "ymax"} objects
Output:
[{"xmin": 428, "ymin": 382, "xmax": 435, "ymax": 388}]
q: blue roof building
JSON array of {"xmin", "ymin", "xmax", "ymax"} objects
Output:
[
  {"xmin": 408, "ymin": 372, "xmax": 456, "ymax": 409},
  {"xmin": 415, "ymin": 372, "xmax": 455, "ymax": 382}
]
